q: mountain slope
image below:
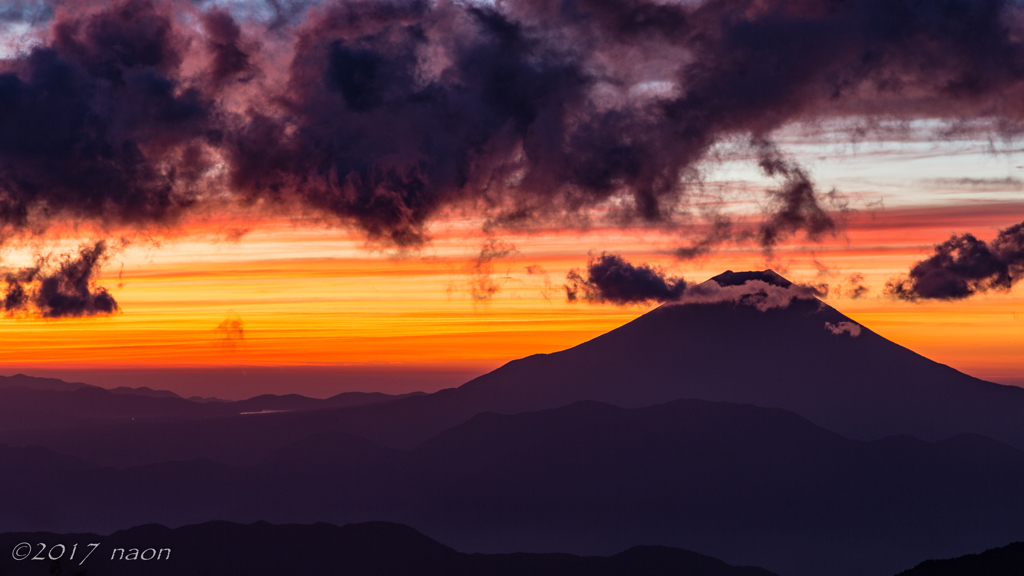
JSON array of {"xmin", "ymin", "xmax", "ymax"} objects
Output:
[
  {"xmin": 0, "ymin": 379, "xmax": 423, "ymax": 434},
  {"xmin": 0, "ymin": 374, "xmax": 94, "ymax": 392},
  {"xmin": 897, "ymin": 541, "xmax": 1024, "ymax": 576},
  {"xmin": 4, "ymin": 269, "xmax": 1023, "ymax": 461},
  {"xmin": 3, "ymin": 399, "xmax": 1024, "ymax": 576},
  {"xmin": 447, "ymin": 270, "xmax": 1024, "ymax": 447}
]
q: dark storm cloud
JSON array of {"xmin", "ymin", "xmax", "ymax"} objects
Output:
[
  {"xmin": 201, "ymin": 8, "xmax": 252, "ymax": 85},
  {"xmin": 0, "ymin": 0, "xmax": 215, "ymax": 236},
  {"xmin": 565, "ymin": 252, "xmax": 686, "ymax": 304},
  {"xmin": 223, "ymin": 0, "xmax": 595, "ymax": 245},
  {"xmin": 5, "ymin": 0, "xmax": 1024, "ymax": 250},
  {"xmin": 220, "ymin": 0, "xmax": 1024, "ymax": 248},
  {"xmin": 885, "ymin": 221, "xmax": 1024, "ymax": 300},
  {"xmin": 3, "ymin": 241, "xmax": 119, "ymax": 318}
]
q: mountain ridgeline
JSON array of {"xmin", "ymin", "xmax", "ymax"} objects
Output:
[
  {"xmin": 452, "ymin": 270, "xmax": 1024, "ymax": 448},
  {"xmin": 1, "ymin": 270, "xmax": 1023, "ymax": 576},
  {"xmin": 2, "ymin": 400, "xmax": 1024, "ymax": 576},
  {"xmin": 897, "ymin": 542, "xmax": 1024, "ymax": 576}
]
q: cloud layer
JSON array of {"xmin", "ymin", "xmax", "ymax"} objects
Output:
[
  {"xmin": 3, "ymin": 0, "xmax": 1024, "ymax": 318},
  {"xmin": 3, "ymin": 0, "xmax": 1023, "ymax": 250}
]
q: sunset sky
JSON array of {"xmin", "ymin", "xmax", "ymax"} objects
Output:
[{"xmin": 1, "ymin": 0, "xmax": 1022, "ymax": 398}]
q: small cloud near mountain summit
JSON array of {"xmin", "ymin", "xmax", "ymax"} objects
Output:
[
  {"xmin": 825, "ymin": 321, "xmax": 861, "ymax": 337},
  {"xmin": 565, "ymin": 253, "xmax": 686, "ymax": 305},
  {"xmin": 675, "ymin": 275, "xmax": 823, "ymax": 312},
  {"xmin": 565, "ymin": 255, "xmax": 823, "ymax": 311}
]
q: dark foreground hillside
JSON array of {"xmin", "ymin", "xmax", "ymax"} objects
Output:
[
  {"xmin": 3, "ymin": 400, "xmax": 1024, "ymax": 576},
  {"xmin": 0, "ymin": 521, "xmax": 777, "ymax": 576},
  {"xmin": 3, "ymin": 274, "xmax": 1024, "ymax": 576},
  {"xmin": 897, "ymin": 542, "xmax": 1024, "ymax": 576}
]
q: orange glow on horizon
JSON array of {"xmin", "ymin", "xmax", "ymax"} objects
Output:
[{"xmin": 1, "ymin": 199, "xmax": 1023, "ymax": 392}]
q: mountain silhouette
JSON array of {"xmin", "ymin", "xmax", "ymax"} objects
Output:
[
  {"xmin": 3, "ymin": 271, "xmax": 1024, "ymax": 576},
  {"xmin": 446, "ymin": 270, "xmax": 1024, "ymax": 447},
  {"xmin": 0, "ymin": 374, "xmax": 94, "ymax": 392},
  {"xmin": 896, "ymin": 541, "xmax": 1024, "ymax": 576},
  {"xmin": 3, "ymin": 399, "xmax": 1024, "ymax": 576},
  {"xmin": 0, "ymin": 378, "xmax": 423, "ymax": 434},
  {"xmin": 5, "ymin": 270, "xmax": 1024, "ymax": 465}
]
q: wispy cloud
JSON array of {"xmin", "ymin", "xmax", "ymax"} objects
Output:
[
  {"xmin": 215, "ymin": 310, "xmax": 245, "ymax": 344},
  {"xmin": 2, "ymin": 240, "xmax": 119, "ymax": 318}
]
